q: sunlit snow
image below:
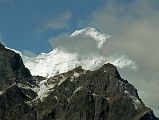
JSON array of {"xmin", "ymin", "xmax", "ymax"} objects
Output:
[{"xmin": 7, "ymin": 27, "xmax": 137, "ymax": 78}]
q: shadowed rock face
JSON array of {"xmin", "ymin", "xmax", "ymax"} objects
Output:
[
  {"xmin": 0, "ymin": 85, "xmax": 37, "ymax": 120},
  {"xmin": 0, "ymin": 42, "xmax": 158, "ymax": 120},
  {"xmin": 0, "ymin": 43, "xmax": 37, "ymax": 120},
  {"xmin": 0, "ymin": 43, "xmax": 33, "ymax": 90}
]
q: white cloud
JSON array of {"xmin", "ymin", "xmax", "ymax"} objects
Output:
[
  {"xmin": 36, "ymin": 11, "xmax": 72, "ymax": 38},
  {"xmin": 22, "ymin": 50, "xmax": 37, "ymax": 57},
  {"xmin": 49, "ymin": 32, "xmax": 99, "ymax": 56},
  {"xmin": 49, "ymin": 27, "xmax": 137, "ymax": 72},
  {"xmin": 49, "ymin": 27, "xmax": 111, "ymax": 57},
  {"xmin": 44, "ymin": 11, "xmax": 72, "ymax": 30}
]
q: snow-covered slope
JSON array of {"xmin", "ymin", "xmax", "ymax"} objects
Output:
[
  {"xmin": 7, "ymin": 27, "xmax": 136, "ymax": 78},
  {"xmin": 23, "ymin": 48, "xmax": 136, "ymax": 78},
  {"xmin": 70, "ymin": 27, "xmax": 111, "ymax": 48}
]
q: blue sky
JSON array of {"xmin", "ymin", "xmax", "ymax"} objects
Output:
[{"xmin": 0, "ymin": 0, "xmax": 105, "ymax": 53}]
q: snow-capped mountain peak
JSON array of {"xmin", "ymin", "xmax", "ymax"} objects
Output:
[
  {"xmin": 5, "ymin": 27, "xmax": 136, "ymax": 78},
  {"xmin": 70, "ymin": 27, "xmax": 111, "ymax": 49},
  {"xmin": 22, "ymin": 49, "xmax": 136, "ymax": 78}
]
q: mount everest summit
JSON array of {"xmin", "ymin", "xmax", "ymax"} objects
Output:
[{"xmin": 9, "ymin": 27, "xmax": 136, "ymax": 78}]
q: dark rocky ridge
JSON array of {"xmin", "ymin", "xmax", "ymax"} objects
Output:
[
  {"xmin": 0, "ymin": 43, "xmax": 34, "ymax": 91},
  {"xmin": 0, "ymin": 43, "xmax": 37, "ymax": 120},
  {"xmin": 0, "ymin": 85, "xmax": 37, "ymax": 120},
  {"xmin": 36, "ymin": 63, "xmax": 158, "ymax": 120},
  {"xmin": 0, "ymin": 42, "xmax": 158, "ymax": 120}
]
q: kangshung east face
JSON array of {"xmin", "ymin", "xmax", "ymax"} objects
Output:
[{"xmin": 9, "ymin": 28, "xmax": 136, "ymax": 78}]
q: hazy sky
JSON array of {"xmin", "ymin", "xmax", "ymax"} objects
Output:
[{"xmin": 0, "ymin": 0, "xmax": 159, "ymax": 117}]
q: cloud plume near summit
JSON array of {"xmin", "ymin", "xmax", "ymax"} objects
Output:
[{"xmin": 49, "ymin": 27, "xmax": 111, "ymax": 56}]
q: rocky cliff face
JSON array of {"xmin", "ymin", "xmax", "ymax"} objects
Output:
[
  {"xmin": 35, "ymin": 64, "xmax": 158, "ymax": 120},
  {"xmin": 0, "ymin": 43, "xmax": 158, "ymax": 120},
  {"xmin": 0, "ymin": 43, "xmax": 34, "ymax": 91},
  {"xmin": 0, "ymin": 43, "xmax": 37, "ymax": 120}
]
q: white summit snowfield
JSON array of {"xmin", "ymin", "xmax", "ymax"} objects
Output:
[
  {"xmin": 70, "ymin": 27, "xmax": 111, "ymax": 49},
  {"xmin": 7, "ymin": 27, "xmax": 136, "ymax": 78}
]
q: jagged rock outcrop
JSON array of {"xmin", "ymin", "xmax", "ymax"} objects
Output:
[
  {"xmin": 0, "ymin": 43, "xmax": 37, "ymax": 120},
  {"xmin": 36, "ymin": 64, "xmax": 158, "ymax": 120},
  {"xmin": 0, "ymin": 43, "xmax": 34, "ymax": 91},
  {"xmin": 0, "ymin": 85, "xmax": 37, "ymax": 120},
  {"xmin": 0, "ymin": 43, "xmax": 158, "ymax": 120}
]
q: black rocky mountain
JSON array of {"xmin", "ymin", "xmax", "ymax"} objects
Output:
[
  {"xmin": 0, "ymin": 42, "xmax": 158, "ymax": 120},
  {"xmin": 0, "ymin": 43, "xmax": 34, "ymax": 91},
  {"xmin": 0, "ymin": 43, "xmax": 37, "ymax": 120},
  {"xmin": 36, "ymin": 64, "xmax": 158, "ymax": 120}
]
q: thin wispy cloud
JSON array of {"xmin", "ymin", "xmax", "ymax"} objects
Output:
[
  {"xmin": 44, "ymin": 11, "xmax": 72, "ymax": 30},
  {"xmin": 22, "ymin": 50, "xmax": 37, "ymax": 57},
  {"xmin": 35, "ymin": 11, "xmax": 72, "ymax": 38}
]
